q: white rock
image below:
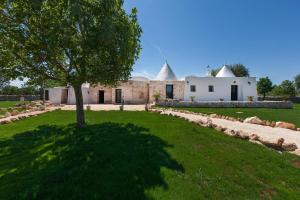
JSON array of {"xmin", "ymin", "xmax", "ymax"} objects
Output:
[{"xmin": 243, "ymin": 116, "xmax": 263, "ymax": 125}]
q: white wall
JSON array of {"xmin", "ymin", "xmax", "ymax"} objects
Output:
[
  {"xmin": 184, "ymin": 76, "xmax": 257, "ymax": 101},
  {"xmin": 67, "ymin": 87, "xmax": 90, "ymax": 104},
  {"xmin": 47, "ymin": 88, "xmax": 63, "ymax": 104}
]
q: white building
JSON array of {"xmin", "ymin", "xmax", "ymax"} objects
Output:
[
  {"xmin": 45, "ymin": 64, "xmax": 257, "ymax": 104},
  {"xmin": 184, "ymin": 65, "xmax": 257, "ymax": 101}
]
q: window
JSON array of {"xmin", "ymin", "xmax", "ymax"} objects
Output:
[
  {"xmin": 190, "ymin": 85, "xmax": 196, "ymax": 92},
  {"xmin": 208, "ymin": 85, "xmax": 214, "ymax": 92}
]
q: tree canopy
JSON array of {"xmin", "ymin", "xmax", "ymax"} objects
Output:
[
  {"xmin": 295, "ymin": 74, "xmax": 300, "ymax": 92},
  {"xmin": 269, "ymin": 80, "xmax": 297, "ymax": 98},
  {"xmin": 0, "ymin": 0, "xmax": 142, "ymax": 127},
  {"xmin": 211, "ymin": 64, "xmax": 250, "ymax": 77},
  {"xmin": 257, "ymin": 77, "xmax": 273, "ymax": 100}
]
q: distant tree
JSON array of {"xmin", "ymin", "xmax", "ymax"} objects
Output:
[
  {"xmin": 295, "ymin": 74, "xmax": 300, "ymax": 93},
  {"xmin": 211, "ymin": 64, "xmax": 249, "ymax": 77},
  {"xmin": 280, "ymin": 80, "xmax": 297, "ymax": 98},
  {"xmin": 19, "ymin": 85, "xmax": 39, "ymax": 95},
  {"xmin": 257, "ymin": 77, "xmax": 273, "ymax": 100},
  {"xmin": 210, "ymin": 68, "xmax": 220, "ymax": 77},
  {"xmin": 268, "ymin": 85, "xmax": 282, "ymax": 96},
  {"xmin": 0, "ymin": 85, "xmax": 20, "ymax": 95},
  {"xmin": 0, "ymin": 76, "xmax": 9, "ymax": 90},
  {"xmin": 1, "ymin": 0, "xmax": 142, "ymax": 127}
]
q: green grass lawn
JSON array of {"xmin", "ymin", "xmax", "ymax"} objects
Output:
[
  {"xmin": 0, "ymin": 101, "xmax": 25, "ymax": 108},
  {"xmin": 161, "ymin": 104, "xmax": 300, "ymax": 127},
  {"xmin": 0, "ymin": 101, "xmax": 30, "ymax": 115},
  {"xmin": 0, "ymin": 111, "xmax": 300, "ymax": 199}
]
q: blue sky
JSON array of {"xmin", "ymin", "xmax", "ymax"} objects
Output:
[
  {"xmin": 11, "ymin": 0, "xmax": 300, "ymax": 86},
  {"xmin": 124, "ymin": 0, "xmax": 300, "ymax": 84}
]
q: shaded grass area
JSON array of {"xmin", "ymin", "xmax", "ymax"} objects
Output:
[
  {"xmin": 0, "ymin": 111, "xmax": 300, "ymax": 199},
  {"xmin": 159, "ymin": 104, "xmax": 300, "ymax": 127}
]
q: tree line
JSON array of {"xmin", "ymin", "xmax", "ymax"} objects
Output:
[{"xmin": 257, "ymin": 75, "xmax": 300, "ymax": 100}]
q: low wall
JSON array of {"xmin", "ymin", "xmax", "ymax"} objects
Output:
[
  {"xmin": 0, "ymin": 95, "xmax": 41, "ymax": 101},
  {"xmin": 156, "ymin": 101, "xmax": 293, "ymax": 109},
  {"xmin": 258, "ymin": 96, "xmax": 300, "ymax": 103}
]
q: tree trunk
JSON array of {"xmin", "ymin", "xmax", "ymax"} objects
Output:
[
  {"xmin": 74, "ymin": 84, "xmax": 85, "ymax": 128},
  {"xmin": 263, "ymin": 93, "xmax": 266, "ymax": 101}
]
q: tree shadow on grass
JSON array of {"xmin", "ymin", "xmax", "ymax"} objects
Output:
[{"xmin": 0, "ymin": 123, "xmax": 183, "ymax": 200}]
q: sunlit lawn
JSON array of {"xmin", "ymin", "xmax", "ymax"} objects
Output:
[
  {"xmin": 160, "ymin": 104, "xmax": 300, "ymax": 127},
  {"xmin": 0, "ymin": 111, "xmax": 300, "ymax": 199},
  {"xmin": 0, "ymin": 101, "xmax": 30, "ymax": 115}
]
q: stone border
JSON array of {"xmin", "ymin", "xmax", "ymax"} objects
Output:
[
  {"xmin": 0, "ymin": 107, "xmax": 60, "ymax": 125},
  {"xmin": 149, "ymin": 108, "xmax": 300, "ymax": 156},
  {"xmin": 153, "ymin": 107, "xmax": 300, "ymax": 131},
  {"xmin": 156, "ymin": 101, "xmax": 293, "ymax": 109}
]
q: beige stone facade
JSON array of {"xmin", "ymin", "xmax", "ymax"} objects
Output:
[
  {"xmin": 149, "ymin": 81, "xmax": 185, "ymax": 102},
  {"xmin": 46, "ymin": 80, "xmax": 185, "ymax": 105}
]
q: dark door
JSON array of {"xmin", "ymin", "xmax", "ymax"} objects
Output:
[
  {"xmin": 61, "ymin": 89, "xmax": 68, "ymax": 104},
  {"xmin": 166, "ymin": 84, "xmax": 174, "ymax": 99},
  {"xmin": 45, "ymin": 90, "xmax": 49, "ymax": 101},
  {"xmin": 99, "ymin": 90, "xmax": 105, "ymax": 104},
  {"xmin": 115, "ymin": 89, "xmax": 122, "ymax": 104},
  {"xmin": 231, "ymin": 85, "xmax": 238, "ymax": 101}
]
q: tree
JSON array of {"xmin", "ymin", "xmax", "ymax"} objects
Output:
[
  {"xmin": 257, "ymin": 77, "xmax": 273, "ymax": 100},
  {"xmin": 0, "ymin": 76, "xmax": 9, "ymax": 90},
  {"xmin": 295, "ymin": 74, "xmax": 300, "ymax": 93},
  {"xmin": 0, "ymin": 85, "xmax": 20, "ymax": 95},
  {"xmin": 211, "ymin": 64, "xmax": 250, "ymax": 77},
  {"xmin": 280, "ymin": 80, "xmax": 297, "ymax": 98},
  {"xmin": 0, "ymin": 0, "xmax": 142, "ymax": 127}
]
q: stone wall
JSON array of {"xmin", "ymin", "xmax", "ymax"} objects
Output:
[
  {"xmin": 112, "ymin": 81, "xmax": 149, "ymax": 104},
  {"xmin": 156, "ymin": 101, "xmax": 293, "ymax": 109},
  {"xmin": 89, "ymin": 86, "xmax": 112, "ymax": 104},
  {"xmin": 149, "ymin": 81, "xmax": 185, "ymax": 102}
]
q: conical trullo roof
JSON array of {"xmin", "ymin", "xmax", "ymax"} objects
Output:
[
  {"xmin": 155, "ymin": 62, "xmax": 178, "ymax": 81},
  {"xmin": 216, "ymin": 65, "xmax": 236, "ymax": 77}
]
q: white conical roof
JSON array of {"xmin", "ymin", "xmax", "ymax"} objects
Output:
[
  {"xmin": 216, "ymin": 65, "xmax": 236, "ymax": 77},
  {"xmin": 155, "ymin": 62, "xmax": 178, "ymax": 81}
]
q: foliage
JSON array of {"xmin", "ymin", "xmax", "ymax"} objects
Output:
[
  {"xmin": 0, "ymin": 85, "xmax": 39, "ymax": 95},
  {"xmin": 211, "ymin": 64, "xmax": 250, "ymax": 77},
  {"xmin": 295, "ymin": 74, "xmax": 300, "ymax": 92},
  {"xmin": 280, "ymin": 80, "xmax": 297, "ymax": 97},
  {"xmin": 1, "ymin": 111, "xmax": 300, "ymax": 199},
  {"xmin": 269, "ymin": 80, "xmax": 297, "ymax": 98},
  {"xmin": 153, "ymin": 92, "xmax": 161, "ymax": 101},
  {"xmin": 257, "ymin": 77, "xmax": 273, "ymax": 100},
  {"xmin": 0, "ymin": 0, "xmax": 142, "ymax": 127},
  {"xmin": 190, "ymin": 96, "xmax": 195, "ymax": 102}
]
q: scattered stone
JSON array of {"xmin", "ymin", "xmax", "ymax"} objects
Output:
[
  {"xmin": 249, "ymin": 140, "xmax": 263, "ymax": 146},
  {"xmin": 249, "ymin": 134, "xmax": 259, "ymax": 141},
  {"xmin": 11, "ymin": 110, "xmax": 19, "ymax": 116},
  {"xmin": 0, "ymin": 119, "xmax": 11, "ymax": 124},
  {"xmin": 297, "ymin": 128, "xmax": 300, "ymax": 131},
  {"xmin": 275, "ymin": 122, "xmax": 296, "ymax": 130},
  {"xmin": 4, "ymin": 112, "xmax": 11, "ymax": 118},
  {"xmin": 270, "ymin": 121, "xmax": 276, "ymax": 127},
  {"xmin": 291, "ymin": 149, "xmax": 300, "ymax": 156},
  {"xmin": 243, "ymin": 116, "xmax": 263, "ymax": 125},
  {"xmin": 282, "ymin": 143, "xmax": 298, "ymax": 151},
  {"xmin": 210, "ymin": 114, "xmax": 217, "ymax": 118}
]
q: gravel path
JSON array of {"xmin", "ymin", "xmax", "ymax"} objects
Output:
[{"xmin": 161, "ymin": 109, "xmax": 300, "ymax": 155}]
